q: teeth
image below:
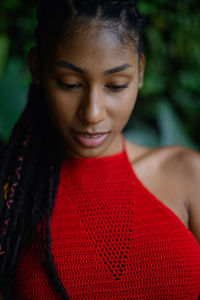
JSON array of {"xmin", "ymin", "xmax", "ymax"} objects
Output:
[{"xmin": 81, "ymin": 134, "xmax": 103, "ymax": 138}]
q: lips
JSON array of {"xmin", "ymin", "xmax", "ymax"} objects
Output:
[{"xmin": 72, "ymin": 131, "xmax": 110, "ymax": 148}]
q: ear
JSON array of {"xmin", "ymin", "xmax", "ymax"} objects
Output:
[
  {"xmin": 28, "ymin": 47, "xmax": 40, "ymax": 84},
  {"xmin": 138, "ymin": 53, "xmax": 146, "ymax": 89}
]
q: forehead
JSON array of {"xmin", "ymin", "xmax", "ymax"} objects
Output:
[{"xmin": 48, "ymin": 26, "xmax": 139, "ymax": 71}]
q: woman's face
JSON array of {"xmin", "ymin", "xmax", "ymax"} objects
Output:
[{"xmin": 30, "ymin": 26, "xmax": 145, "ymax": 158}]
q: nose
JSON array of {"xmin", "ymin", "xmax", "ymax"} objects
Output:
[{"xmin": 78, "ymin": 86, "xmax": 106, "ymax": 124}]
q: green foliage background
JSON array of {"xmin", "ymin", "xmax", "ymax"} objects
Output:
[{"xmin": 0, "ymin": 0, "xmax": 199, "ymax": 149}]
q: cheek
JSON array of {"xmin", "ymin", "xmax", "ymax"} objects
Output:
[
  {"xmin": 110, "ymin": 90, "xmax": 138, "ymax": 127},
  {"xmin": 43, "ymin": 85, "xmax": 77, "ymax": 129}
]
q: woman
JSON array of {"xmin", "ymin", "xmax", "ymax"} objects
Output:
[{"xmin": 0, "ymin": 0, "xmax": 200, "ymax": 299}]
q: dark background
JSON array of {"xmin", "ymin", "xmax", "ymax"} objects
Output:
[{"xmin": 0, "ymin": 0, "xmax": 199, "ymax": 150}]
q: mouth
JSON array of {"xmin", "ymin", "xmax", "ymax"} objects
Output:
[{"xmin": 72, "ymin": 131, "xmax": 111, "ymax": 148}]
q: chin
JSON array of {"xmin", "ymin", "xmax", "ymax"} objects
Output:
[{"xmin": 62, "ymin": 131, "xmax": 121, "ymax": 158}]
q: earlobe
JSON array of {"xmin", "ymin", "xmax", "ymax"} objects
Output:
[
  {"xmin": 28, "ymin": 47, "xmax": 40, "ymax": 84},
  {"xmin": 138, "ymin": 53, "xmax": 146, "ymax": 89}
]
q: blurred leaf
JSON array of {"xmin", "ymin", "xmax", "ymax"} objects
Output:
[
  {"xmin": 156, "ymin": 100, "xmax": 197, "ymax": 149},
  {"xmin": 0, "ymin": 35, "xmax": 10, "ymax": 76},
  {"xmin": 0, "ymin": 58, "xmax": 28, "ymax": 142},
  {"xmin": 125, "ymin": 126, "xmax": 159, "ymax": 147},
  {"xmin": 1, "ymin": 0, "xmax": 20, "ymax": 10}
]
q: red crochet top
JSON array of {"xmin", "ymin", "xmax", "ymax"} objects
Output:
[{"xmin": 14, "ymin": 144, "xmax": 200, "ymax": 299}]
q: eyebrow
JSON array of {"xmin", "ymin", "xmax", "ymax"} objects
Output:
[
  {"xmin": 56, "ymin": 61, "xmax": 133, "ymax": 75},
  {"xmin": 56, "ymin": 61, "xmax": 85, "ymax": 74},
  {"xmin": 104, "ymin": 64, "xmax": 133, "ymax": 75}
]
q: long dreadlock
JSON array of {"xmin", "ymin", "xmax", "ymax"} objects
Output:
[{"xmin": 0, "ymin": 0, "xmax": 145, "ymax": 298}]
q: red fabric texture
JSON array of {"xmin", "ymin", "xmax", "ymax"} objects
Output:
[{"xmin": 14, "ymin": 147, "xmax": 200, "ymax": 299}]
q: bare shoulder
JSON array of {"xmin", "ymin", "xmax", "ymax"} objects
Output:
[
  {"xmin": 157, "ymin": 144, "xmax": 200, "ymax": 176},
  {"xmin": 126, "ymin": 140, "xmax": 200, "ymax": 243},
  {"xmin": 151, "ymin": 145, "xmax": 200, "ymax": 195},
  {"xmin": 126, "ymin": 140, "xmax": 200, "ymax": 180},
  {"xmin": 157, "ymin": 145, "xmax": 200, "ymax": 244}
]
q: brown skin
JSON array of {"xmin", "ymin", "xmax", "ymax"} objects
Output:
[
  {"xmin": 29, "ymin": 25, "xmax": 200, "ymax": 244},
  {"xmin": 0, "ymin": 22, "xmax": 199, "ymax": 300},
  {"xmin": 126, "ymin": 142, "xmax": 200, "ymax": 244},
  {"xmin": 29, "ymin": 27, "xmax": 145, "ymax": 158}
]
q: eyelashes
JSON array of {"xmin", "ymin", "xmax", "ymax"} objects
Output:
[
  {"xmin": 106, "ymin": 84, "xmax": 129, "ymax": 90},
  {"xmin": 57, "ymin": 82, "xmax": 81, "ymax": 89},
  {"xmin": 57, "ymin": 81, "xmax": 129, "ymax": 92}
]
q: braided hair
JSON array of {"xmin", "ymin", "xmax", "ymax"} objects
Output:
[{"xmin": 0, "ymin": 1, "xmax": 145, "ymax": 298}]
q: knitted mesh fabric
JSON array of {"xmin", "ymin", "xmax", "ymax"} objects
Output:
[{"xmin": 14, "ymin": 146, "xmax": 200, "ymax": 299}]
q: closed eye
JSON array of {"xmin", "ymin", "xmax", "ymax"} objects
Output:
[
  {"xmin": 57, "ymin": 81, "xmax": 129, "ymax": 92},
  {"xmin": 57, "ymin": 81, "xmax": 82, "ymax": 89},
  {"xmin": 106, "ymin": 84, "xmax": 129, "ymax": 91}
]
